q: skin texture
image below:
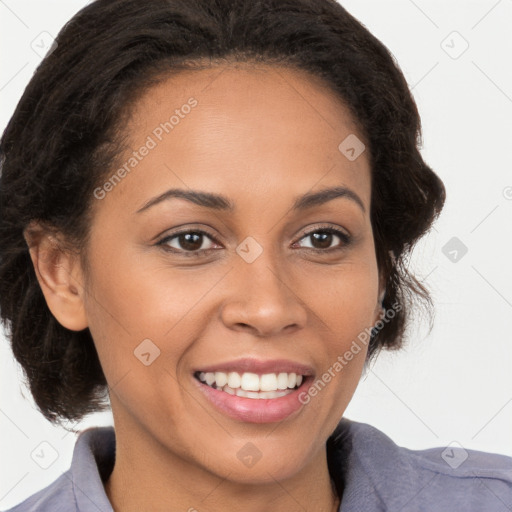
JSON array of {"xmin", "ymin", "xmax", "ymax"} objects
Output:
[{"xmin": 25, "ymin": 62, "xmax": 384, "ymax": 512}]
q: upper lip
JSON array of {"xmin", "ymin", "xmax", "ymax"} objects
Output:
[{"xmin": 194, "ymin": 358, "xmax": 315, "ymax": 376}]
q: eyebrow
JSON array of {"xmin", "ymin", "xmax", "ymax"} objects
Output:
[{"xmin": 135, "ymin": 185, "xmax": 366, "ymax": 214}]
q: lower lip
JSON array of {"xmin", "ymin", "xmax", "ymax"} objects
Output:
[{"xmin": 194, "ymin": 376, "xmax": 312, "ymax": 423}]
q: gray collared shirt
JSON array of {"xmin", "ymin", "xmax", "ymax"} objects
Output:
[{"xmin": 4, "ymin": 418, "xmax": 512, "ymax": 511}]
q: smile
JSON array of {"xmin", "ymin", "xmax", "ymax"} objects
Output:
[
  {"xmin": 194, "ymin": 371, "xmax": 304, "ymax": 399},
  {"xmin": 192, "ymin": 357, "xmax": 314, "ymax": 423}
]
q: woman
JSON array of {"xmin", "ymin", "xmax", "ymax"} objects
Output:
[{"xmin": 1, "ymin": 0, "xmax": 510, "ymax": 511}]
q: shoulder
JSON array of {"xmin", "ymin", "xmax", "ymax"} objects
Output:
[
  {"xmin": 329, "ymin": 418, "xmax": 512, "ymax": 511},
  {"xmin": 2, "ymin": 472, "xmax": 76, "ymax": 512},
  {"xmin": 2, "ymin": 427, "xmax": 115, "ymax": 512}
]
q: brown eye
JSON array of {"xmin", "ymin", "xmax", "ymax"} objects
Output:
[
  {"xmin": 175, "ymin": 232, "xmax": 205, "ymax": 251},
  {"xmin": 309, "ymin": 232, "xmax": 334, "ymax": 249},
  {"xmin": 158, "ymin": 229, "xmax": 220, "ymax": 256},
  {"xmin": 296, "ymin": 227, "xmax": 351, "ymax": 251}
]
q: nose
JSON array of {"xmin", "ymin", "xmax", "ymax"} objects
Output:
[{"xmin": 220, "ymin": 247, "xmax": 308, "ymax": 337}]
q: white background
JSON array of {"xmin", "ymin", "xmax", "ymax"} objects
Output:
[{"xmin": 1, "ymin": 0, "xmax": 511, "ymax": 509}]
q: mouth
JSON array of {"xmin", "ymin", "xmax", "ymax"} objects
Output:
[
  {"xmin": 191, "ymin": 357, "xmax": 315, "ymax": 423},
  {"xmin": 194, "ymin": 370, "xmax": 305, "ymax": 400}
]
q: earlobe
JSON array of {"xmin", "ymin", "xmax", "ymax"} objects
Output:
[
  {"xmin": 23, "ymin": 222, "xmax": 88, "ymax": 332},
  {"xmin": 372, "ymin": 283, "xmax": 386, "ymax": 325}
]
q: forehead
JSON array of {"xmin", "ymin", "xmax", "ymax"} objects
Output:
[
  {"xmin": 98, "ymin": 62, "xmax": 371, "ymax": 215},
  {"xmin": 130, "ymin": 61, "xmax": 365, "ymax": 145}
]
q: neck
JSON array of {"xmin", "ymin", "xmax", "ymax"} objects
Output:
[{"xmin": 104, "ymin": 421, "xmax": 340, "ymax": 512}]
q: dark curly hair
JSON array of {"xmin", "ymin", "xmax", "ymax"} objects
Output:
[{"xmin": 0, "ymin": 0, "xmax": 445, "ymax": 424}]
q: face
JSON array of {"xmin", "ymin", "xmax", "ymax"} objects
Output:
[{"xmin": 78, "ymin": 63, "xmax": 383, "ymax": 483}]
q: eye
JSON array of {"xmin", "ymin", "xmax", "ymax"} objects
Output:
[
  {"xmin": 156, "ymin": 224, "xmax": 352, "ymax": 257},
  {"xmin": 294, "ymin": 225, "xmax": 351, "ymax": 251},
  {"xmin": 157, "ymin": 229, "xmax": 221, "ymax": 257}
]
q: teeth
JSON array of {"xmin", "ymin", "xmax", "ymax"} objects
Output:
[
  {"xmin": 277, "ymin": 372, "xmax": 289, "ymax": 390},
  {"xmin": 258, "ymin": 390, "xmax": 289, "ymax": 399},
  {"xmin": 227, "ymin": 372, "xmax": 241, "ymax": 389},
  {"xmin": 235, "ymin": 388, "xmax": 290, "ymax": 399},
  {"xmin": 260, "ymin": 373, "xmax": 277, "ymax": 391},
  {"xmin": 241, "ymin": 372, "xmax": 260, "ymax": 391},
  {"xmin": 197, "ymin": 371, "xmax": 305, "ymax": 393},
  {"xmin": 214, "ymin": 371, "xmax": 228, "ymax": 387},
  {"xmin": 223, "ymin": 385, "xmax": 236, "ymax": 395}
]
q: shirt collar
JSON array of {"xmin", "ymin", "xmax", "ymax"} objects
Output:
[
  {"xmin": 69, "ymin": 426, "xmax": 115, "ymax": 512},
  {"xmin": 68, "ymin": 417, "xmax": 415, "ymax": 512},
  {"xmin": 329, "ymin": 417, "xmax": 419, "ymax": 511}
]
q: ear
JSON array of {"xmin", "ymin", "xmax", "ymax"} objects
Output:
[
  {"xmin": 372, "ymin": 274, "xmax": 387, "ymax": 326},
  {"xmin": 23, "ymin": 221, "xmax": 88, "ymax": 331}
]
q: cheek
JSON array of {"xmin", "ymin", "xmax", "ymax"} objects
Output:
[
  {"xmin": 296, "ymin": 266, "xmax": 378, "ymax": 418},
  {"xmin": 79, "ymin": 248, "xmax": 168, "ymax": 373},
  {"xmin": 81, "ymin": 263, "xmax": 197, "ymax": 430},
  {"xmin": 85, "ymin": 235, "xmax": 213, "ymax": 332},
  {"xmin": 302, "ymin": 257, "xmax": 380, "ymax": 338}
]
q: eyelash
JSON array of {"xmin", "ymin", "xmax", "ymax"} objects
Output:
[{"xmin": 156, "ymin": 225, "xmax": 352, "ymax": 258}]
